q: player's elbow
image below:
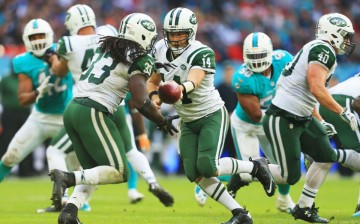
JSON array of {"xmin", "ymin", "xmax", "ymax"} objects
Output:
[{"xmin": 250, "ymin": 113, "xmax": 262, "ymax": 123}]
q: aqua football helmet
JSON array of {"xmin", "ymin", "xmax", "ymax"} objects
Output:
[
  {"xmin": 22, "ymin": 19, "xmax": 53, "ymax": 57},
  {"xmin": 316, "ymin": 13, "xmax": 355, "ymax": 55},
  {"xmin": 243, "ymin": 32, "xmax": 273, "ymax": 73}
]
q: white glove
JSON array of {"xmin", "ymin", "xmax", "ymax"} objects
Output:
[
  {"xmin": 36, "ymin": 76, "xmax": 53, "ymax": 103},
  {"xmin": 339, "ymin": 107, "xmax": 359, "ymax": 131},
  {"xmin": 320, "ymin": 120, "xmax": 337, "ymax": 138}
]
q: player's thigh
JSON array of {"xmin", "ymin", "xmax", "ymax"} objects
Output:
[
  {"xmin": 114, "ymin": 106, "xmax": 132, "ymax": 153},
  {"xmin": 300, "ymin": 118, "xmax": 337, "ymax": 163},
  {"xmin": 49, "ymin": 127, "xmax": 74, "ymax": 154},
  {"xmin": 3, "ymin": 118, "xmax": 50, "ymax": 166},
  {"xmin": 179, "ymin": 123, "xmax": 199, "ymax": 181},
  {"xmin": 197, "ymin": 107, "xmax": 229, "ymax": 177},
  {"xmin": 263, "ymin": 114, "xmax": 303, "ymax": 184},
  {"xmin": 320, "ymin": 95, "xmax": 360, "ymax": 151}
]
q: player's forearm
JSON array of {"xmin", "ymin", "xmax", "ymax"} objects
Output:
[
  {"xmin": 18, "ymin": 91, "xmax": 37, "ymax": 106},
  {"xmin": 49, "ymin": 56, "xmax": 68, "ymax": 77},
  {"xmin": 312, "ymin": 86, "xmax": 343, "ymax": 114},
  {"xmin": 131, "ymin": 111, "xmax": 146, "ymax": 135}
]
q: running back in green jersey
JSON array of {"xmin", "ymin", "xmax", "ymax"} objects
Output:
[
  {"xmin": 12, "ymin": 45, "xmax": 73, "ymax": 114},
  {"xmin": 232, "ymin": 50, "xmax": 293, "ymax": 125},
  {"xmin": 154, "ymin": 39, "xmax": 224, "ymax": 122}
]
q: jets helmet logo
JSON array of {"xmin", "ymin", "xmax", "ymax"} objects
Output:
[
  {"xmin": 66, "ymin": 12, "xmax": 71, "ymax": 22},
  {"xmin": 189, "ymin": 14, "xmax": 197, "ymax": 25},
  {"xmin": 329, "ymin": 17, "xmax": 347, "ymax": 27},
  {"xmin": 141, "ymin": 20, "xmax": 155, "ymax": 32}
]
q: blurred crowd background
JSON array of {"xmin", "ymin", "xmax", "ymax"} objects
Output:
[{"xmin": 0, "ymin": 0, "xmax": 358, "ymax": 177}]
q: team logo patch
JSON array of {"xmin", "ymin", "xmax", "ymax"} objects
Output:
[
  {"xmin": 329, "ymin": 17, "xmax": 347, "ymax": 27},
  {"xmin": 180, "ymin": 64, "xmax": 187, "ymax": 70},
  {"xmin": 189, "ymin": 14, "xmax": 197, "ymax": 25},
  {"xmin": 66, "ymin": 13, "xmax": 71, "ymax": 22},
  {"xmin": 141, "ymin": 20, "xmax": 155, "ymax": 31}
]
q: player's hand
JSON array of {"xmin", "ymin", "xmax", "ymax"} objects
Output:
[
  {"xmin": 150, "ymin": 95, "xmax": 162, "ymax": 110},
  {"xmin": 157, "ymin": 115, "xmax": 180, "ymax": 136},
  {"xmin": 36, "ymin": 76, "xmax": 54, "ymax": 103},
  {"xmin": 40, "ymin": 48, "xmax": 56, "ymax": 65},
  {"xmin": 136, "ymin": 133, "xmax": 151, "ymax": 151},
  {"xmin": 320, "ymin": 120, "xmax": 337, "ymax": 138},
  {"xmin": 339, "ymin": 107, "xmax": 359, "ymax": 131}
]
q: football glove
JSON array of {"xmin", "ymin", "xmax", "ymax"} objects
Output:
[
  {"xmin": 320, "ymin": 120, "xmax": 337, "ymax": 138},
  {"xmin": 339, "ymin": 107, "xmax": 359, "ymax": 131},
  {"xmin": 40, "ymin": 48, "xmax": 56, "ymax": 65},
  {"xmin": 36, "ymin": 76, "xmax": 54, "ymax": 103},
  {"xmin": 157, "ymin": 115, "xmax": 180, "ymax": 136}
]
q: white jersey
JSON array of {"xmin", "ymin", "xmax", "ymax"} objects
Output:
[
  {"xmin": 57, "ymin": 34, "xmax": 99, "ymax": 82},
  {"xmin": 330, "ymin": 75, "xmax": 360, "ymax": 98},
  {"xmin": 76, "ymin": 48, "xmax": 156, "ymax": 114},
  {"xmin": 154, "ymin": 39, "xmax": 224, "ymax": 122},
  {"xmin": 272, "ymin": 40, "xmax": 337, "ymax": 117}
]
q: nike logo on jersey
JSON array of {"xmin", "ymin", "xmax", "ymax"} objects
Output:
[
  {"xmin": 322, "ymin": 49, "xmax": 330, "ymax": 54},
  {"xmin": 203, "ymin": 53, "xmax": 209, "ymax": 57}
]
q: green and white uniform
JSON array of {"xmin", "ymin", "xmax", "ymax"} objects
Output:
[
  {"xmin": 320, "ymin": 75, "xmax": 360, "ymax": 151},
  {"xmin": 64, "ymin": 48, "xmax": 155, "ymax": 173},
  {"xmin": 263, "ymin": 40, "xmax": 337, "ymax": 184},
  {"xmin": 154, "ymin": 39, "xmax": 226, "ymax": 181}
]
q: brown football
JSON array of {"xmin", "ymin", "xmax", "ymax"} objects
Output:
[{"xmin": 158, "ymin": 81, "xmax": 182, "ymax": 104}]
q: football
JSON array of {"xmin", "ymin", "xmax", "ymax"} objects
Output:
[{"xmin": 158, "ymin": 81, "xmax": 182, "ymax": 104}]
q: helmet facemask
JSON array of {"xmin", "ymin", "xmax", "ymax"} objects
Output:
[{"xmin": 243, "ymin": 32, "xmax": 273, "ymax": 73}]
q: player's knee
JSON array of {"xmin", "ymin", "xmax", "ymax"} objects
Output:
[
  {"xmin": 286, "ymin": 172, "xmax": 301, "ymax": 185},
  {"xmin": 183, "ymin": 159, "xmax": 198, "ymax": 182},
  {"xmin": 197, "ymin": 157, "xmax": 216, "ymax": 178},
  {"xmin": 2, "ymin": 146, "xmax": 21, "ymax": 167}
]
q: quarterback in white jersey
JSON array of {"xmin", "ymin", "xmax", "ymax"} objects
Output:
[
  {"xmin": 263, "ymin": 13, "xmax": 358, "ymax": 223},
  {"xmin": 148, "ymin": 7, "xmax": 276, "ymax": 224}
]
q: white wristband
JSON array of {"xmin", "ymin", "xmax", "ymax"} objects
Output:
[{"xmin": 181, "ymin": 81, "xmax": 195, "ymax": 94}]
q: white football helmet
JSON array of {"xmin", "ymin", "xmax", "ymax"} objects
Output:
[
  {"xmin": 316, "ymin": 13, "xmax": 355, "ymax": 55},
  {"xmin": 118, "ymin": 13, "xmax": 157, "ymax": 53},
  {"xmin": 243, "ymin": 32, "xmax": 273, "ymax": 73},
  {"xmin": 22, "ymin": 18, "xmax": 53, "ymax": 57},
  {"xmin": 65, "ymin": 4, "xmax": 96, "ymax": 36},
  {"xmin": 96, "ymin": 24, "xmax": 119, "ymax": 37},
  {"xmin": 163, "ymin": 7, "xmax": 198, "ymax": 55}
]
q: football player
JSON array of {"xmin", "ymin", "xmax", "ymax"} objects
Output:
[
  {"xmin": 262, "ymin": 13, "xmax": 358, "ymax": 223},
  {"xmin": 227, "ymin": 32, "xmax": 295, "ymax": 213},
  {"xmin": 0, "ymin": 19, "xmax": 73, "ymax": 185},
  {"xmin": 50, "ymin": 13, "xmax": 177, "ymax": 224},
  {"xmin": 147, "ymin": 7, "xmax": 276, "ymax": 224},
  {"xmin": 46, "ymin": 4, "xmax": 170, "ymax": 211}
]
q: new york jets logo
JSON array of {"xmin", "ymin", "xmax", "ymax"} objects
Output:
[
  {"xmin": 180, "ymin": 64, "xmax": 187, "ymax": 70},
  {"xmin": 329, "ymin": 17, "xmax": 347, "ymax": 27},
  {"xmin": 189, "ymin": 14, "xmax": 197, "ymax": 25},
  {"xmin": 66, "ymin": 13, "xmax": 71, "ymax": 21},
  {"xmin": 141, "ymin": 20, "xmax": 155, "ymax": 31}
]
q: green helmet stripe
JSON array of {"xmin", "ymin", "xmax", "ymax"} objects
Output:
[
  {"xmin": 168, "ymin": 9, "xmax": 176, "ymax": 25},
  {"xmin": 174, "ymin": 9, "xmax": 182, "ymax": 25},
  {"xmin": 82, "ymin": 5, "xmax": 90, "ymax": 21},
  {"xmin": 76, "ymin": 6, "xmax": 84, "ymax": 22},
  {"xmin": 120, "ymin": 14, "xmax": 133, "ymax": 35}
]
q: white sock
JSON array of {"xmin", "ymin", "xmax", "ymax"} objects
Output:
[
  {"xmin": 67, "ymin": 185, "xmax": 97, "ymax": 209},
  {"xmin": 218, "ymin": 157, "xmax": 254, "ymax": 176},
  {"xmin": 268, "ymin": 164, "xmax": 287, "ymax": 184},
  {"xmin": 337, "ymin": 149, "xmax": 360, "ymax": 171},
  {"xmin": 73, "ymin": 166, "xmax": 125, "ymax": 185},
  {"xmin": 198, "ymin": 177, "xmax": 242, "ymax": 211},
  {"xmin": 298, "ymin": 162, "xmax": 332, "ymax": 208},
  {"xmin": 46, "ymin": 146, "xmax": 68, "ymax": 172},
  {"xmin": 126, "ymin": 149, "xmax": 156, "ymax": 184}
]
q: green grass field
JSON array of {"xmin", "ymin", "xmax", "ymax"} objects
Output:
[{"xmin": 0, "ymin": 174, "xmax": 359, "ymax": 224}]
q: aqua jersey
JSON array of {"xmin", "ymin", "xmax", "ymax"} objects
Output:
[
  {"xmin": 232, "ymin": 50, "xmax": 293, "ymax": 125},
  {"xmin": 12, "ymin": 45, "xmax": 73, "ymax": 114}
]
